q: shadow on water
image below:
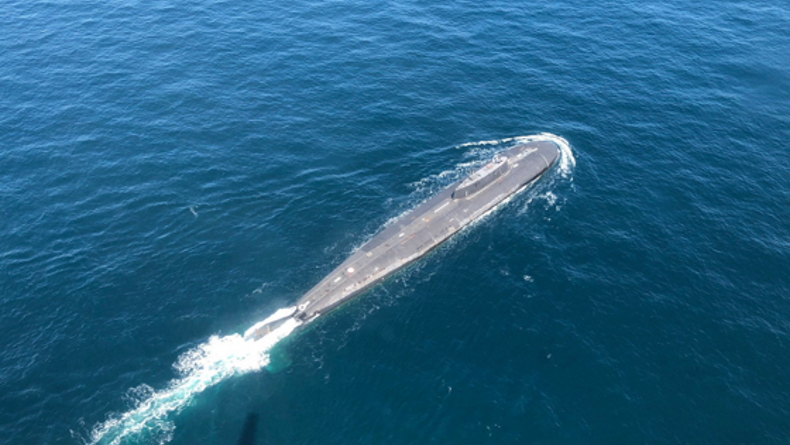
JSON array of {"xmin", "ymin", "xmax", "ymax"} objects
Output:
[{"xmin": 236, "ymin": 413, "xmax": 259, "ymax": 445}]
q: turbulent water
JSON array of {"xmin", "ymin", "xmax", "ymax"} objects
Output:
[{"xmin": 2, "ymin": 0, "xmax": 789, "ymax": 444}]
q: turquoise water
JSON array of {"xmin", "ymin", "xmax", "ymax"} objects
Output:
[{"xmin": 2, "ymin": 0, "xmax": 789, "ymax": 444}]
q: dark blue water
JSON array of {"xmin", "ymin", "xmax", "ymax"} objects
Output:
[{"xmin": 2, "ymin": 0, "xmax": 789, "ymax": 443}]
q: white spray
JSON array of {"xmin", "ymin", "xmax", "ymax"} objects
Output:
[{"xmin": 88, "ymin": 312, "xmax": 301, "ymax": 445}]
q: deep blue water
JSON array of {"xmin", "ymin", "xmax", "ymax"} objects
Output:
[{"xmin": 2, "ymin": 0, "xmax": 790, "ymax": 444}]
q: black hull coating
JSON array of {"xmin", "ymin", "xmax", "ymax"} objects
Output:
[{"xmin": 292, "ymin": 139, "xmax": 560, "ymax": 323}]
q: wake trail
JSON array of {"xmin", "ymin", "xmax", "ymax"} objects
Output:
[{"xmin": 88, "ymin": 309, "xmax": 301, "ymax": 445}]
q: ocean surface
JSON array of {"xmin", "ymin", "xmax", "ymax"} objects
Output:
[{"xmin": 2, "ymin": 0, "xmax": 789, "ymax": 444}]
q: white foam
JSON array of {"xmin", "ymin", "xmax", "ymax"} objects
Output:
[
  {"xmin": 456, "ymin": 136, "xmax": 522, "ymax": 148},
  {"xmin": 89, "ymin": 315, "xmax": 301, "ymax": 445},
  {"xmin": 243, "ymin": 306, "xmax": 297, "ymax": 338},
  {"xmin": 542, "ymin": 191, "xmax": 558, "ymax": 207}
]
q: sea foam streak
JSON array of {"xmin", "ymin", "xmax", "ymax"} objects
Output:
[{"xmin": 88, "ymin": 310, "xmax": 301, "ymax": 445}]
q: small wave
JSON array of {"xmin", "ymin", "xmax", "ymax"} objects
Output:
[
  {"xmin": 89, "ymin": 314, "xmax": 301, "ymax": 445},
  {"xmin": 542, "ymin": 191, "xmax": 558, "ymax": 207},
  {"xmin": 456, "ymin": 136, "xmax": 524, "ymax": 148}
]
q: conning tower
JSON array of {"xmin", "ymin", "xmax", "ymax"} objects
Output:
[{"xmin": 452, "ymin": 155, "xmax": 509, "ymax": 199}]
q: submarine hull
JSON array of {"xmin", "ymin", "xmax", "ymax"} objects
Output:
[{"xmin": 291, "ymin": 138, "xmax": 561, "ymax": 323}]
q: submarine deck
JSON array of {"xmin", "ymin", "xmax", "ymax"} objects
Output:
[{"xmin": 294, "ymin": 139, "xmax": 559, "ymax": 321}]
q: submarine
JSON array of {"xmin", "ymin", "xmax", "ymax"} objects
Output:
[{"xmin": 244, "ymin": 136, "xmax": 561, "ymax": 339}]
